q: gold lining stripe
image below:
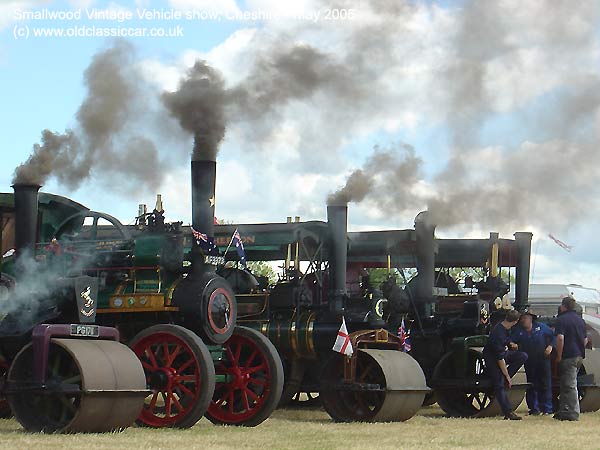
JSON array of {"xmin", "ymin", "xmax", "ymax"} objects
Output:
[{"xmin": 166, "ymin": 276, "xmax": 182, "ymax": 305}]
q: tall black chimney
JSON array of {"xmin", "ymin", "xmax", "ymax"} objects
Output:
[
  {"xmin": 414, "ymin": 211, "xmax": 435, "ymax": 303},
  {"xmin": 173, "ymin": 158, "xmax": 237, "ymax": 344},
  {"xmin": 513, "ymin": 232, "xmax": 533, "ymax": 312},
  {"xmin": 327, "ymin": 204, "xmax": 348, "ymax": 314},
  {"xmin": 12, "ymin": 183, "xmax": 41, "ymax": 255},
  {"xmin": 190, "ymin": 160, "xmax": 216, "ymax": 270}
]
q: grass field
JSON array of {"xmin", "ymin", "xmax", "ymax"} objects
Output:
[{"xmin": 0, "ymin": 404, "xmax": 598, "ymax": 450}]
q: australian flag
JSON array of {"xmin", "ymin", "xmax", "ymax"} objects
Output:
[
  {"xmin": 192, "ymin": 227, "xmax": 219, "ymax": 256},
  {"xmin": 231, "ymin": 228, "xmax": 247, "ymax": 268}
]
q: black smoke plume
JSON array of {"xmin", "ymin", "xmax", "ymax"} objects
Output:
[
  {"xmin": 162, "ymin": 61, "xmax": 227, "ymax": 161},
  {"xmin": 162, "ymin": 43, "xmax": 362, "ymax": 162},
  {"xmin": 13, "ymin": 41, "xmax": 161, "ymax": 190}
]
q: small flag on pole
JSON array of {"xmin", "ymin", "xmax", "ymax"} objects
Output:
[
  {"xmin": 548, "ymin": 234, "xmax": 572, "ymax": 252},
  {"xmin": 192, "ymin": 227, "xmax": 219, "ymax": 255},
  {"xmin": 398, "ymin": 318, "xmax": 411, "ymax": 352},
  {"xmin": 231, "ymin": 228, "xmax": 247, "ymax": 268},
  {"xmin": 332, "ymin": 317, "xmax": 353, "ymax": 356}
]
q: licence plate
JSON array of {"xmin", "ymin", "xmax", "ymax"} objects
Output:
[{"xmin": 70, "ymin": 324, "xmax": 99, "ymax": 337}]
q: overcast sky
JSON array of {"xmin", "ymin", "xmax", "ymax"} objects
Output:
[{"xmin": 2, "ymin": 0, "xmax": 600, "ymax": 287}]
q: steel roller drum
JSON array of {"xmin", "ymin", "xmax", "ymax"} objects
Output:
[
  {"xmin": 8, "ymin": 338, "xmax": 147, "ymax": 433},
  {"xmin": 359, "ymin": 349, "xmax": 429, "ymax": 421},
  {"xmin": 320, "ymin": 349, "xmax": 429, "ymax": 422}
]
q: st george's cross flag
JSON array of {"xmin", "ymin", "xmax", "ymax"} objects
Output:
[{"xmin": 332, "ymin": 317, "xmax": 353, "ymax": 356}]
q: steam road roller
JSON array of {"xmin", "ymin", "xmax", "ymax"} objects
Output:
[
  {"xmin": 211, "ymin": 209, "xmax": 600, "ymax": 418},
  {"xmin": 0, "ymin": 158, "xmax": 283, "ymax": 429},
  {"xmin": 213, "ymin": 204, "xmax": 430, "ymax": 422},
  {"xmin": 4, "ymin": 324, "xmax": 146, "ymax": 432}
]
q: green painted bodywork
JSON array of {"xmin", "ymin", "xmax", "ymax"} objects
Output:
[
  {"xmin": 0, "ymin": 191, "xmax": 88, "ymax": 273},
  {"xmin": 207, "ymin": 345, "xmax": 229, "ymax": 383},
  {"xmin": 449, "ymin": 335, "xmax": 489, "ymax": 378}
]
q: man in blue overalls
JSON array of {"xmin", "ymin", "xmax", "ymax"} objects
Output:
[
  {"xmin": 511, "ymin": 311, "xmax": 555, "ymax": 415},
  {"xmin": 483, "ymin": 309, "xmax": 528, "ymax": 420}
]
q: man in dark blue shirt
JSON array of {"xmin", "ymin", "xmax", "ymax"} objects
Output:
[
  {"xmin": 483, "ymin": 309, "xmax": 528, "ymax": 420},
  {"xmin": 554, "ymin": 296, "xmax": 587, "ymax": 421},
  {"xmin": 511, "ymin": 312, "xmax": 555, "ymax": 415}
]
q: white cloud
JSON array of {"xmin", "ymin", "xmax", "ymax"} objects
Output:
[
  {"xmin": 0, "ymin": 0, "xmax": 50, "ymax": 31},
  {"xmin": 68, "ymin": 0, "xmax": 96, "ymax": 8},
  {"xmin": 168, "ymin": 0, "xmax": 240, "ymax": 16},
  {"xmin": 17, "ymin": 0, "xmax": 600, "ymax": 290}
]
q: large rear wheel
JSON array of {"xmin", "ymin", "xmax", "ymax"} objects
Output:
[
  {"xmin": 433, "ymin": 349, "xmax": 526, "ymax": 417},
  {"xmin": 130, "ymin": 324, "xmax": 215, "ymax": 428},
  {"xmin": 205, "ymin": 326, "xmax": 283, "ymax": 426}
]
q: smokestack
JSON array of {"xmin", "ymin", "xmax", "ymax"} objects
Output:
[
  {"xmin": 327, "ymin": 204, "xmax": 348, "ymax": 313},
  {"xmin": 12, "ymin": 184, "xmax": 41, "ymax": 255},
  {"xmin": 513, "ymin": 231, "xmax": 533, "ymax": 311},
  {"xmin": 414, "ymin": 211, "xmax": 436, "ymax": 303},
  {"xmin": 191, "ymin": 159, "xmax": 216, "ymax": 270}
]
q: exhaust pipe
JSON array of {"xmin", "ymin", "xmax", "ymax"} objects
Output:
[
  {"xmin": 12, "ymin": 183, "xmax": 41, "ymax": 255},
  {"xmin": 172, "ymin": 157, "xmax": 237, "ymax": 344},
  {"xmin": 327, "ymin": 204, "xmax": 348, "ymax": 314},
  {"xmin": 190, "ymin": 160, "xmax": 217, "ymax": 271},
  {"xmin": 414, "ymin": 211, "xmax": 435, "ymax": 303},
  {"xmin": 513, "ymin": 232, "xmax": 533, "ymax": 311}
]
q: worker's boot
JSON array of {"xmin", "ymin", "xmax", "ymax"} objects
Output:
[{"xmin": 504, "ymin": 411, "xmax": 522, "ymax": 420}]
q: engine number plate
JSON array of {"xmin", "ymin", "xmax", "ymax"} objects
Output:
[{"xmin": 70, "ymin": 324, "xmax": 99, "ymax": 337}]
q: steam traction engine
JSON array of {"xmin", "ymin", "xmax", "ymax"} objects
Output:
[
  {"xmin": 0, "ymin": 185, "xmax": 147, "ymax": 432},
  {"xmin": 0, "ymin": 159, "xmax": 283, "ymax": 430},
  {"xmin": 216, "ymin": 208, "xmax": 600, "ymax": 419},
  {"xmin": 416, "ymin": 231, "xmax": 600, "ymax": 416},
  {"xmin": 216, "ymin": 205, "xmax": 430, "ymax": 422}
]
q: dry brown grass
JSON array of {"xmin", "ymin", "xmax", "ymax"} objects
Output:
[{"xmin": 0, "ymin": 404, "xmax": 597, "ymax": 450}]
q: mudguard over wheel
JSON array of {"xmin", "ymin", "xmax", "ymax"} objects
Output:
[
  {"xmin": 130, "ymin": 324, "xmax": 216, "ymax": 428},
  {"xmin": 205, "ymin": 326, "xmax": 283, "ymax": 426}
]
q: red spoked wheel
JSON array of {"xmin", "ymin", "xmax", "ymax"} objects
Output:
[
  {"xmin": 130, "ymin": 324, "xmax": 215, "ymax": 428},
  {"xmin": 0, "ymin": 358, "xmax": 12, "ymax": 418},
  {"xmin": 206, "ymin": 326, "xmax": 283, "ymax": 426}
]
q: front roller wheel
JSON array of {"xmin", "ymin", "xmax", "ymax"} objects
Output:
[
  {"xmin": 130, "ymin": 324, "xmax": 216, "ymax": 428},
  {"xmin": 8, "ymin": 339, "xmax": 145, "ymax": 433},
  {"xmin": 320, "ymin": 349, "xmax": 428, "ymax": 422},
  {"xmin": 205, "ymin": 326, "xmax": 284, "ymax": 426}
]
